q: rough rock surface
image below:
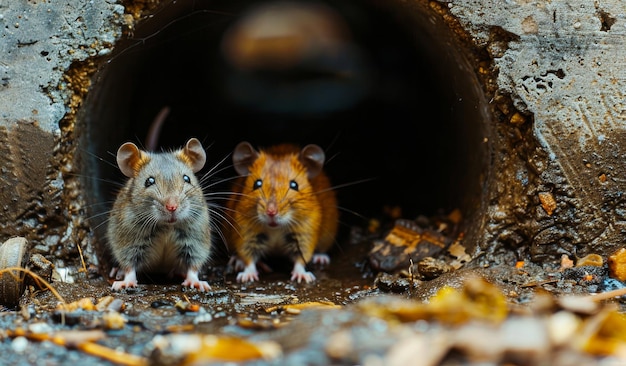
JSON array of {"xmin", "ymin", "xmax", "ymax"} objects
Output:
[
  {"xmin": 447, "ymin": 0, "xmax": 626, "ymax": 261},
  {"xmin": 0, "ymin": 0, "xmax": 126, "ymax": 262}
]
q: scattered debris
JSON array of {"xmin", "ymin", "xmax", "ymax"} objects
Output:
[
  {"xmin": 361, "ymin": 275, "xmax": 508, "ymax": 325},
  {"xmin": 264, "ymin": 300, "xmax": 341, "ymax": 314},
  {"xmin": 560, "ymin": 254, "xmax": 575, "ymax": 271},
  {"xmin": 368, "ymin": 210, "xmax": 462, "ymax": 275},
  {"xmin": 538, "ymin": 192, "xmax": 557, "ymax": 215},
  {"xmin": 577, "ymin": 254, "xmax": 604, "ymax": 267},
  {"xmin": 147, "ymin": 334, "xmax": 282, "ymax": 365},
  {"xmin": 608, "ymin": 248, "xmax": 626, "ymax": 281},
  {"xmin": 6, "ymin": 328, "xmax": 148, "ymax": 366},
  {"xmin": 3, "ymin": 207, "xmax": 626, "ymax": 365}
]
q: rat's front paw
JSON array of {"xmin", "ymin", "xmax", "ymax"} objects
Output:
[
  {"xmin": 182, "ymin": 279, "xmax": 211, "ymax": 292},
  {"xmin": 291, "ymin": 263, "xmax": 316, "ymax": 283},
  {"xmin": 182, "ymin": 269, "xmax": 211, "ymax": 291},
  {"xmin": 111, "ymin": 268, "xmax": 138, "ymax": 290},
  {"xmin": 227, "ymin": 255, "xmax": 246, "ymax": 272},
  {"xmin": 111, "ymin": 280, "xmax": 137, "ymax": 291},
  {"xmin": 236, "ymin": 263, "xmax": 259, "ymax": 283},
  {"xmin": 236, "ymin": 270, "xmax": 259, "ymax": 283},
  {"xmin": 312, "ymin": 253, "xmax": 330, "ymax": 265}
]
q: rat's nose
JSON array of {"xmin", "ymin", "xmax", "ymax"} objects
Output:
[
  {"xmin": 266, "ymin": 201, "xmax": 277, "ymax": 217},
  {"xmin": 165, "ymin": 198, "xmax": 178, "ymax": 212}
]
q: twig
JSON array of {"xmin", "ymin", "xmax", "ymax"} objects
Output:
[
  {"xmin": 7, "ymin": 328, "xmax": 148, "ymax": 366},
  {"xmin": 585, "ymin": 287, "xmax": 626, "ymax": 302},
  {"xmin": 0, "ymin": 266, "xmax": 66, "ymax": 304},
  {"xmin": 520, "ymin": 279, "xmax": 559, "ymax": 288},
  {"xmin": 76, "ymin": 241, "xmax": 88, "ymax": 273}
]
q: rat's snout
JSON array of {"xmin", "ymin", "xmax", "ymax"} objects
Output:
[
  {"xmin": 265, "ymin": 200, "xmax": 279, "ymax": 228},
  {"xmin": 266, "ymin": 201, "xmax": 278, "ymax": 217},
  {"xmin": 165, "ymin": 197, "xmax": 178, "ymax": 212}
]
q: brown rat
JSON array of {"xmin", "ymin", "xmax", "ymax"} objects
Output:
[
  {"xmin": 225, "ymin": 141, "xmax": 339, "ymax": 283},
  {"xmin": 106, "ymin": 137, "xmax": 212, "ymax": 291}
]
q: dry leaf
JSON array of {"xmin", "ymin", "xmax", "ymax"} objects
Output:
[
  {"xmin": 359, "ymin": 276, "xmax": 508, "ymax": 325},
  {"xmin": 265, "ymin": 301, "xmax": 341, "ymax": 313},
  {"xmin": 181, "ymin": 335, "xmax": 281, "ymax": 364}
]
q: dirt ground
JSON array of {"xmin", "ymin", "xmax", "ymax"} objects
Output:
[{"xmin": 2, "ymin": 216, "xmax": 626, "ymax": 366}]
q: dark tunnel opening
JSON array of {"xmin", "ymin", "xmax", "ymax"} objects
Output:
[{"xmin": 78, "ymin": 0, "xmax": 492, "ymax": 268}]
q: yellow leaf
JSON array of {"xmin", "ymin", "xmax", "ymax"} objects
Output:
[{"xmin": 183, "ymin": 336, "xmax": 281, "ymax": 364}]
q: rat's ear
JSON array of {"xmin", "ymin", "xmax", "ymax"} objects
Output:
[
  {"xmin": 232, "ymin": 141, "xmax": 259, "ymax": 176},
  {"xmin": 300, "ymin": 144, "xmax": 325, "ymax": 179},
  {"xmin": 182, "ymin": 138, "xmax": 207, "ymax": 173},
  {"xmin": 117, "ymin": 142, "xmax": 147, "ymax": 178}
]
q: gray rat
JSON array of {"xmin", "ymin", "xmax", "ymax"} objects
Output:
[{"xmin": 106, "ymin": 137, "xmax": 212, "ymax": 291}]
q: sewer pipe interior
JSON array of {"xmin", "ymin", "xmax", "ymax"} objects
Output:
[{"xmin": 78, "ymin": 0, "xmax": 492, "ymax": 266}]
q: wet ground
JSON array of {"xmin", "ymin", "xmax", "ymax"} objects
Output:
[{"xmin": 3, "ymin": 218, "xmax": 626, "ymax": 365}]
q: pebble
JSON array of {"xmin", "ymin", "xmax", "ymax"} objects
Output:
[{"xmin": 11, "ymin": 336, "xmax": 28, "ymax": 353}]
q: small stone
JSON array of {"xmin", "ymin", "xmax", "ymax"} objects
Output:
[
  {"xmin": 11, "ymin": 336, "xmax": 28, "ymax": 353},
  {"xmin": 576, "ymin": 254, "xmax": 603, "ymax": 267},
  {"xmin": 538, "ymin": 192, "xmax": 557, "ymax": 216},
  {"xmin": 417, "ymin": 257, "xmax": 451, "ymax": 280}
]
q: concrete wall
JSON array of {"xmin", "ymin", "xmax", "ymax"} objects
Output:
[
  {"xmin": 449, "ymin": 0, "xmax": 626, "ymax": 262},
  {"xmin": 0, "ymin": 1, "xmax": 126, "ymax": 267}
]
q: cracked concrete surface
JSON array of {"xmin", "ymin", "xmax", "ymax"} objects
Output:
[
  {"xmin": 0, "ymin": 0, "xmax": 126, "ymax": 265},
  {"xmin": 0, "ymin": 0, "xmax": 123, "ymax": 128},
  {"xmin": 448, "ymin": 0, "xmax": 626, "ymax": 261},
  {"xmin": 0, "ymin": 0, "xmax": 625, "ymax": 270}
]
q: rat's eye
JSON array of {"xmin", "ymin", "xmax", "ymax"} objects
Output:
[
  {"xmin": 145, "ymin": 176, "xmax": 156, "ymax": 187},
  {"xmin": 289, "ymin": 180, "xmax": 298, "ymax": 191},
  {"xmin": 253, "ymin": 179, "xmax": 262, "ymax": 190},
  {"xmin": 183, "ymin": 174, "xmax": 191, "ymax": 184}
]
